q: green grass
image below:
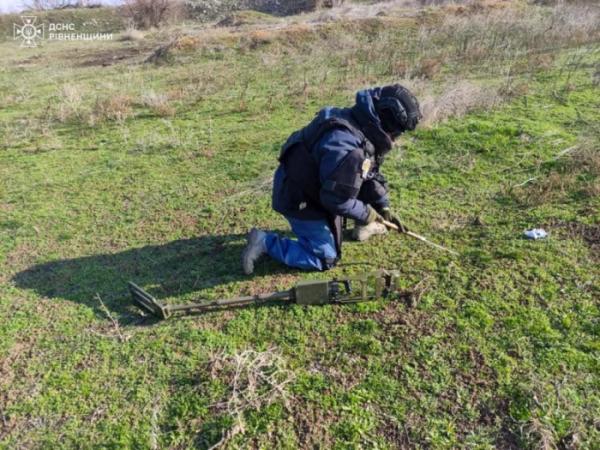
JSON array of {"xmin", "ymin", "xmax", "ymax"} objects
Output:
[{"xmin": 0, "ymin": 3, "xmax": 599, "ymax": 448}]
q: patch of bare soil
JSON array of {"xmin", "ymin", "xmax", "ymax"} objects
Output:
[
  {"xmin": 13, "ymin": 55, "xmax": 42, "ymax": 67},
  {"xmin": 73, "ymin": 45, "xmax": 153, "ymax": 67},
  {"xmin": 289, "ymin": 400, "xmax": 336, "ymax": 449},
  {"xmin": 546, "ymin": 220, "xmax": 600, "ymax": 259},
  {"xmin": 373, "ymin": 404, "xmax": 414, "ymax": 448}
]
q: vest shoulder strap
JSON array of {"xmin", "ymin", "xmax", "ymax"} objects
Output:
[
  {"xmin": 304, "ymin": 117, "xmax": 373, "ymax": 156},
  {"xmin": 279, "ymin": 116, "xmax": 375, "ymax": 164}
]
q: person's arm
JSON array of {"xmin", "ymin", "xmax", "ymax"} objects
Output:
[
  {"xmin": 316, "ymin": 130, "xmax": 378, "ymax": 223},
  {"xmin": 320, "ymin": 190, "xmax": 373, "ymax": 223},
  {"xmin": 358, "ymin": 171, "xmax": 389, "ymax": 211},
  {"xmin": 362, "ymin": 168, "xmax": 408, "ymax": 232}
]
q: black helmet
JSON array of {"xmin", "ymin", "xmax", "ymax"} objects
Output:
[{"xmin": 375, "ymin": 84, "xmax": 422, "ymax": 138}]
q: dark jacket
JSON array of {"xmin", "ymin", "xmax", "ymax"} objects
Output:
[{"xmin": 272, "ymin": 88, "xmax": 393, "ymax": 223}]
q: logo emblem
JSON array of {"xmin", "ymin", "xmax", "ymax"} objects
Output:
[
  {"xmin": 361, "ymin": 158, "xmax": 372, "ymax": 179},
  {"xmin": 14, "ymin": 16, "xmax": 44, "ymax": 48}
]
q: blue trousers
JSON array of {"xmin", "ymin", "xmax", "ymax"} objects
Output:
[{"xmin": 264, "ymin": 217, "xmax": 337, "ymax": 271}]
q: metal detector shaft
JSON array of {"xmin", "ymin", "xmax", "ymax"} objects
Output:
[
  {"xmin": 168, "ymin": 290, "xmax": 294, "ymax": 312},
  {"xmin": 129, "ymin": 270, "xmax": 404, "ymax": 320},
  {"xmin": 380, "ymin": 219, "xmax": 459, "ymax": 256},
  {"xmin": 129, "ymin": 282, "xmax": 294, "ymax": 319}
]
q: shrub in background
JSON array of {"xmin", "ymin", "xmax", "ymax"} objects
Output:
[{"xmin": 122, "ymin": 0, "xmax": 183, "ymax": 29}]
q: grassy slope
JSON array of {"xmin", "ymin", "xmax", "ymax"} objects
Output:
[{"xmin": 0, "ymin": 4, "xmax": 599, "ymax": 449}]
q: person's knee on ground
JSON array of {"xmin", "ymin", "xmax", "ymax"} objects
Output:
[{"xmin": 242, "ymin": 218, "xmax": 338, "ymax": 273}]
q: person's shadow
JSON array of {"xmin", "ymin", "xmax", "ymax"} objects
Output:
[{"xmin": 11, "ymin": 233, "xmax": 290, "ymax": 323}]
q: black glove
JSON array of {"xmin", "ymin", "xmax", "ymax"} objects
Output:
[{"xmin": 380, "ymin": 207, "xmax": 408, "ymax": 233}]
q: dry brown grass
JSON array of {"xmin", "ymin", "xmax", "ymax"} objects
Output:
[
  {"xmin": 430, "ymin": 2, "xmax": 600, "ymax": 71},
  {"xmin": 54, "ymin": 84, "xmax": 85, "ymax": 123},
  {"xmin": 204, "ymin": 348, "xmax": 295, "ymax": 449},
  {"xmin": 524, "ymin": 417, "xmax": 558, "ymax": 450},
  {"xmin": 139, "ymin": 90, "xmax": 176, "ymax": 117},
  {"xmin": 146, "ymin": 0, "xmax": 600, "ymax": 84},
  {"xmin": 569, "ymin": 142, "xmax": 600, "ymax": 198},
  {"xmin": 570, "ymin": 144, "xmax": 600, "ymax": 177},
  {"xmin": 247, "ymin": 29, "xmax": 275, "ymax": 47},
  {"xmin": 49, "ymin": 84, "xmax": 137, "ymax": 125},
  {"xmin": 511, "ymin": 140, "xmax": 600, "ymax": 205},
  {"xmin": 530, "ymin": 172, "xmax": 578, "ymax": 204},
  {"xmin": 173, "ymin": 34, "xmax": 201, "ymax": 50},
  {"xmin": 420, "ymin": 80, "xmax": 502, "ymax": 126},
  {"xmin": 511, "ymin": 53, "xmax": 557, "ymax": 75},
  {"xmin": 411, "ymin": 56, "xmax": 444, "ymax": 79},
  {"xmin": 92, "ymin": 94, "xmax": 134, "ymax": 123},
  {"xmin": 119, "ymin": 27, "xmax": 146, "ymax": 41},
  {"xmin": 31, "ymin": 0, "xmax": 600, "ymax": 134}
]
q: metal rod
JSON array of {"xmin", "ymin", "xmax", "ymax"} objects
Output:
[
  {"xmin": 167, "ymin": 290, "xmax": 294, "ymax": 312},
  {"xmin": 380, "ymin": 219, "xmax": 459, "ymax": 256}
]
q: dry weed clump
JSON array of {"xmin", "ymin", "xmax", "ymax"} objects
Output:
[
  {"xmin": 567, "ymin": 142, "xmax": 600, "ymax": 198},
  {"xmin": 523, "ymin": 417, "xmax": 558, "ymax": 450},
  {"xmin": 50, "ymin": 84, "xmax": 140, "ymax": 126},
  {"xmin": 119, "ymin": 27, "xmax": 145, "ymax": 41},
  {"xmin": 411, "ymin": 56, "xmax": 444, "ymax": 79},
  {"xmin": 512, "ymin": 52, "xmax": 556, "ymax": 75},
  {"xmin": 140, "ymin": 90, "xmax": 176, "ymax": 116},
  {"xmin": 545, "ymin": 219, "xmax": 600, "ymax": 259},
  {"xmin": 54, "ymin": 84, "xmax": 86, "ymax": 123},
  {"xmin": 173, "ymin": 34, "xmax": 201, "ymax": 50},
  {"xmin": 146, "ymin": 32, "xmax": 233, "ymax": 63},
  {"xmin": 570, "ymin": 144, "xmax": 600, "ymax": 177},
  {"xmin": 247, "ymin": 29, "xmax": 275, "ymax": 47},
  {"xmin": 215, "ymin": 10, "xmax": 278, "ymax": 28},
  {"xmin": 0, "ymin": 93, "xmax": 19, "ymax": 110},
  {"xmin": 205, "ymin": 348, "xmax": 295, "ymax": 449},
  {"xmin": 92, "ymin": 94, "xmax": 134, "ymax": 124},
  {"xmin": 520, "ymin": 171, "xmax": 579, "ymax": 205},
  {"xmin": 511, "ymin": 141, "xmax": 600, "ymax": 205},
  {"xmin": 419, "ymin": 81, "xmax": 501, "ymax": 126},
  {"xmin": 279, "ymin": 23, "xmax": 316, "ymax": 47}
]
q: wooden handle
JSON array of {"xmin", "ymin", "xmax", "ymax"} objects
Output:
[{"xmin": 379, "ymin": 219, "xmax": 459, "ymax": 256}]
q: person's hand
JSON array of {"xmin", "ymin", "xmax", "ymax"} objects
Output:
[
  {"xmin": 365, "ymin": 205, "xmax": 382, "ymax": 224},
  {"xmin": 380, "ymin": 207, "xmax": 408, "ymax": 233}
]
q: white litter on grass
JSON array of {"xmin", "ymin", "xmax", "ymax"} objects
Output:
[{"xmin": 524, "ymin": 229, "xmax": 548, "ymax": 240}]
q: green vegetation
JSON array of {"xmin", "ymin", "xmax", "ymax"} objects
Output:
[{"xmin": 0, "ymin": 1, "xmax": 598, "ymax": 448}]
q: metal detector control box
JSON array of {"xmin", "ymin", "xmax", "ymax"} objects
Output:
[{"xmin": 293, "ymin": 280, "xmax": 330, "ymax": 305}]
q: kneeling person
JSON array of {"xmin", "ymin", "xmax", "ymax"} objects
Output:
[{"xmin": 242, "ymin": 84, "xmax": 421, "ymax": 274}]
